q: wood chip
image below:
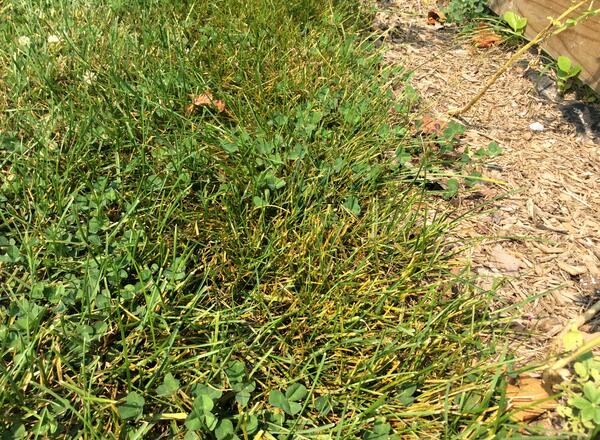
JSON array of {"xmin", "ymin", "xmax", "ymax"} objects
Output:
[
  {"xmin": 557, "ymin": 261, "xmax": 587, "ymax": 276},
  {"xmin": 489, "ymin": 245, "xmax": 524, "ymax": 272}
]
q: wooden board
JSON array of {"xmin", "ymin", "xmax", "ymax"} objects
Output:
[{"xmin": 488, "ymin": 0, "xmax": 600, "ymax": 92}]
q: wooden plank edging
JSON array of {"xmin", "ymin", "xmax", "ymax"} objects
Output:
[{"xmin": 488, "ymin": 0, "xmax": 600, "ymax": 92}]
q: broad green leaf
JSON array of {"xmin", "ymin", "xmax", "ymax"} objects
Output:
[
  {"xmin": 286, "ymin": 383, "xmax": 308, "ymax": 402},
  {"xmin": 487, "ymin": 141, "xmax": 503, "ymax": 157},
  {"xmin": 286, "ymin": 144, "xmax": 306, "ymax": 161},
  {"xmin": 372, "ymin": 421, "xmax": 391, "ymax": 434},
  {"xmin": 253, "ymin": 196, "xmax": 268, "ymax": 208},
  {"xmin": 269, "ymin": 388, "xmax": 303, "ymax": 415},
  {"xmin": 591, "ymin": 366, "xmax": 600, "ymax": 382},
  {"xmin": 192, "ymin": 384, "xmax": 222, "ymax": 400},
  {"xmin": 266, "ymin": 410, "xmax": 286, "ymax": 425},
  {"xmin": 204, "ymin": 412, "xmax": 218, "ymax": 431},
  {"xmin": 269, "ymin": 390, "xmax": 290, "ymax": 413},
  {"xmin": 118, "ymin": 391, "xmax": 145, "ymax": 420},
  {"xmin": 225, "ymin": 360, "xmax": 245, "ymax": 384},
  {"xmin": 442, "ymin": 121, "xmax": 465, "ymax": 140},
  {"xmin": 563, "ymin": 329, "xmax": 584, "ymax": 351},
  {"xmin": 396, "ymin": 148, "xmax": 412, "ymax": 164},
  {"xmin": 398, "ymin": 383, "xmax": 417, "ymax": 406},
  {"xmin": 475, "ymin": 147, "xmax": 488, "ymax": 158},
  {"xmin": 557, "ymin": 55, "xmax": 573, "ymax": 73},
  {"xmin": 363, "ymin": 420, "xmax": 391, "ymax": 440},
  {"xmin": 315, "ymin": 396, "xmax": 333, "ymax": 415},
  {"xmin": 244, "ymin": 414, "xmax": 259, "ymax": 434},
  {"xmin": 343, "ymin": 196, "xmax": 361, "ymax": 216},
  {"xmin": 287, "ymin": 401, "xmax": 303, "ymax": 415},
  {"xmin": 220, "ymin": 140, "xmax": 239, "ymax": 154},
  {"xmin": 0, "ymin": 242, "xmax": 20, "ymax": 263},
  {"xmin": 263, "ymin": 172, "xmax": 286, "ymax": 190},
  {"xmin": 215, "ymin": 419, "xmax": 235, "ymax": 440},
  {"xmin": 580, "ymin": 403, "xmax": 596, "ymax": 421},
  {"xmin": 183, "ymin": 431, "xmax": 200, "ymax": 440},
  {"xmin": 332, "ymin": 157, "xmax": 345, "ymax": 173},
  {"xmin": 503, "ymin": 11, "xmax": 527, "ymax": 32},
  {"xmin": 571, "ymin": 395, "xmax": 590, "ymax": 410},
  {"xmin": 442, "ymin": 179, "xmax": 459, "ymax": 200},
  {"xmin": 574, "ymin": 361, "xmax": 588, "ymax": 378},
  {"xmin": 184, "ymin": 415, "xmax": 202, "ymax": 431},
  {"xmin": 503, "ymin": 11, "xmax": 518, "ymax": 31},
  {"xmin": 583, "ymin": 382, "xmax": 600, "ymax": 404},
  {"xmin": 192, "ymin": 393, "xmax": 215, "ymax": 413},
  {"xmin": 465, "ymin": 171, "xmax": 482, "ymax": 187},
  {"xmin": 233, "ymin": 381, "xmax": 255, "ymax": 407},
  {"xmin": 156, "ymin": 373, "xmax": 180, "ymax": 397}
]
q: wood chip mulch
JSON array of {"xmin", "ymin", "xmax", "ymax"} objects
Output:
[{"xmin": 374, "ymin": 0, "xmax": 600, "ymax": 361}]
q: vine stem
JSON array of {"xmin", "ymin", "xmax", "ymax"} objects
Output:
[{"xmin": 448, "ymin": 0, "xmax": 591, "ymax": 117}]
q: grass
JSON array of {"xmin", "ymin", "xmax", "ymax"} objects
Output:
[{"xmin": 0, "ymin": 0, "xmax": 514, "ymax": 438}]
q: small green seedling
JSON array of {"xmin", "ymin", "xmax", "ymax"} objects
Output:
[
  {"xmin": 442, "ymin": 179, "xmax": 459, "ymax": 200},
  {"xmin": 185, "ymin": 385, "xmax": 222, "ymax": 431},
  {"xmin": 118, "ymin": 391, "xmax": 145, "ymax": 420},
  {"xmin": 343, "ymin": 195, "xmax": 361, "ymax": 216},
  {"xmin": 214, "ymin": 419, "xmax": 238, "ymax": 440},
  {"xmin": 363, "ymin": 418, "xmax": 401, "ymax": 440},
  {"xmin": 556, "ymin": 328, "xmax": 600, "ymax": 436},
  {"xmin": 225, "ymin": 360, "xmax": 256, "ymax": 408},
  {"xmin": 556, "ymin": 55, "xmax": 582, "ymax": 92},
  {"xmin": 268, "ymin": 383, "xmax": 308, "ymax": 415},
  {"xmin": 156, "ymin": 373, "xmax": 181, "ymax": 397},
  {"xmin": 445, "ymin": 0, "xmax": 488, "ymax": 24},
  {"xmin": 475, "ymin": 141, "xmax": 502, "ymax": 158},
  {"xmin": 571, "ymin": 383, "xmax": 600, "ymax": 424},
  {"xmin": 503, "ymin": 11, "xmax": 528, "ymax": 35}
]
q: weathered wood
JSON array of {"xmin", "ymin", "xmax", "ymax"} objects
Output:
[{"xmin": 488, "ymin": 0, "xmax": 600, "ymax": 92}]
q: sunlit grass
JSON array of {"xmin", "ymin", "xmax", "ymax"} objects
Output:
[{"xmin": 0, "ymin": 0, "xmax": 511, "ymax": 438}]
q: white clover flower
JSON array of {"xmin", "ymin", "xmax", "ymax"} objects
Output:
[
  {"xmin": 47, "ymin": 35, "xmax": 61, "ymax": 45},
  {"xmin": 82, "ymin": 70, "xmax": 96, "ymax": 85},
  {"xmin": 17, "ymin": 36, "xmax": 31, "ymax": 48}
]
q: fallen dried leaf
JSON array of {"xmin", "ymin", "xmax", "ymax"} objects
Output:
[
  {"xmin": 184, "ymin": 104, "xmax": 195, "ymax": 116},
  {"xmin": 213, "ymin": 100, "xmax": 226, "ymax": 112},
  {"xmin": 418, "ymin": 114, "xmax": 448, "ymax": 136},
  {"xmin": 427, "ymin": 9, "xmax": 446, "ymax": 26},
  {"xmin": 192, "ymin": 92, "xmax": 215, "ymax": 106},
  {"xmin": 186, "ymin": 91, "xmax": 226, "ymax": 115},
  {"xmin": 489, "ymin": 244, "xmax": 523, "ymax": 272},
  {"xmin": 506, "ymin": 375, "xmax": 558, "ymax": 422},
  {"xmin": 472, "ymin": 25, "xmax": 502, "ymax": 48}
]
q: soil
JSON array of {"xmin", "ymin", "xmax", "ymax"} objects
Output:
[{"xmin": 373, "ymin": 0, "xmax": 600, "ymax": 430}]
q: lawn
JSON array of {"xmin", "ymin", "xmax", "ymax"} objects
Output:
[{"xmin": 1, "ymin": 0, "xmax": 509, "ymax": 438}]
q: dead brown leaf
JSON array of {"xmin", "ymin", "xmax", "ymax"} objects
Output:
[
  {"xmin": 419, "ymin": 114, "xmax": 448, "ymax": 136},
  {"xmin": 192, "ymin": 92, "xmax": 215, "ymax": 107},
  {"xmin": 506, "ymin": 375, "xmax": 558, "ymax": 422},
  {"xmin": 427, "ymin": 9, "xmax": 446, "ymax": 26},
  {"xmin": 186, "ymin": 91, "xmax": 226, "ymax": 115},
  {"xmin": 472, "ymin": 25, "xmax": 502, "ymax": 48}
]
